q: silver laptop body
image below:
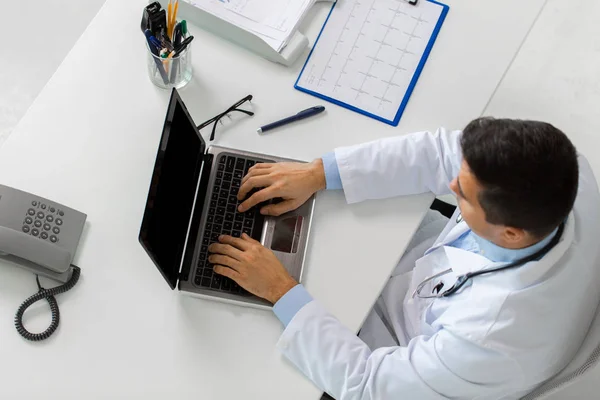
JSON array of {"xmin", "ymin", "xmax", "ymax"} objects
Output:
[{"xmin": 139, "ymin": 89, "xmax": 315, "ymax": 310}]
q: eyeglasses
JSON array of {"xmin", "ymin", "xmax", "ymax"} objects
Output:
[{"xmin": 196, "ymin": 95, "xmax": 254, "ymax": 141}]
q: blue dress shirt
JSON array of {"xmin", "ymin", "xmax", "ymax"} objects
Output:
[
  {"xmin": 272, "ymin": 153, "xmax": 557, "ymax": 327},
  {"xmin": 321, "ymin": 151, "xmax": 343, "ymax": 190},
  {"xmin": 449, "ymin": 227, "xmax": 557, "ymax": 263}
]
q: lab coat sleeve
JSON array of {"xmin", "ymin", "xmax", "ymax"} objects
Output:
[
  {"xmin": 334, "ymin": 128, "xmax": 463, "ymax": 204},
  {"xmin": 277, "ymin": 301, "xmax": 522, "ymax": 400}
]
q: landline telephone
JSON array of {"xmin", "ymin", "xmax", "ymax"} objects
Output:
[{"xmin": 0, "ymin": 184, "xmax": 86, "ymax": 341}]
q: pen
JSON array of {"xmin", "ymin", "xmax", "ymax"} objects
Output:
[
  {"xmin": 181, "ymin": 20, "xmax": 188, "ymax": 37},
  {"xmin": 158, "ymin": 31, "xmax": 174, "ymax": 51},
  {"xmin": 171, "ymin": 21, "xmax": 187, "ymax": 84},
  {"xmin": 173, "ymin": 23, "xmax": 182, "ymax": 47},
  {"xmin": 174, "ymin": 35, "xmax": 194, "ymax": 53},
  {"xmin": 150, "ymin": 36, "xmax": 162, "ymax": 49},
  {"xmin": 144, "ymin": 29, "xmax": 169, "ymax": 85},
  {"xmin": 257, "ymin": 106, "xmax": 326, "ymax": 134},
  {"xmin": 170, "ymin": 26, "xmax": 182, "ymax": 83}
]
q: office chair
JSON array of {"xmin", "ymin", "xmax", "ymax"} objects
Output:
[{"xmin": 521, "ymin": 299, "xmax": 600, "ymax": 399}]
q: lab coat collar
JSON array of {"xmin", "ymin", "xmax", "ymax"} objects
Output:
[
  {"xmin": 426, "ymin": 220, "xmax": 470, "ymax": 255},
  {"xmin": 443, "ymin": 243, "xmax": 494, "ymax": 276},
  {"xmin": 511, "ymin": 213, "xmax": 575, "ymax": 287},
  {"xmin": 427, "ymin": 214, "xmax": 575, "ymax": 280}
]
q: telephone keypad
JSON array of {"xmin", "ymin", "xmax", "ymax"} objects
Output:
[{"xmin": 23, "ymin": 200, "xmax": 64, "ymax": 243}]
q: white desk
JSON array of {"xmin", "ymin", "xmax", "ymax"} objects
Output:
[{"xmin": 0, "ymin": 0, "xmax": 545, "ymax": 398}]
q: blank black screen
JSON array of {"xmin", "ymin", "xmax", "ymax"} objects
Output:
[{"xmin": 140, "ymin": 97, "xmax": 203, "ymax": 288}]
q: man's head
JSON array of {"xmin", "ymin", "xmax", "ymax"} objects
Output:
[{"xmin": 449, "ymin": 118, "xmax": 579, "ymax": 248}]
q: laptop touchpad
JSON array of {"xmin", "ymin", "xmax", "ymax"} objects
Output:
[{"xmin": 269, "ymin": 215, "xmax": 303, "ymax": 253}]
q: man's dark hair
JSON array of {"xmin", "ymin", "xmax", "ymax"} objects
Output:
[{"xmin": 461, "ymin": 117, "xmax": 579, "ymax": 238}]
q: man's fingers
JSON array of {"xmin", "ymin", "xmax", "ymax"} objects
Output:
[
  {"xmin": 237, "ymin": 176, "xmax": 274, "ymax": 201},
  {"xmin": 241, "ymin": 232, "xmax": 260, "ymax": 245},
  {"xmin": 208, "ymin": 254, "xmax": 241, "ymax": 271},
  {"xmin": 238, "ymin": 187, "xmax": 277, "ymax": 212},
  {"xmin": 241, "ymin": 166, "xmax": 271, "ymax": 185},
  {"xmin": 248, "ymin": 162, "xmax": 271, "ymax": 171},
  {"xmin": 208, "ymin": 242, "xmax": 244, "ymax": 261},
  {"xmin": 259, "ymin": 200, "xmax": 297, "ymax": 216},
  {"xmin": 213, "ymin": 265, "xmax": 241, "ymax": 280},
  {"xmin": 218, "ymin": 234, "xmax": 252, "ymax": 251}
]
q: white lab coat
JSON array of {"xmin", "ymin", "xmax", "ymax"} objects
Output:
[{"xmin": 276, "ymin": 129, "xmax": 600, "ymax": 400}]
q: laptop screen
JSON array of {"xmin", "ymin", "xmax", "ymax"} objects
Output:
[{"xmin": 139, "ymin": 89, "xmax": 205, "ymax": 289}]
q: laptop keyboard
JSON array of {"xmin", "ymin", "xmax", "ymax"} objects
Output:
[{"xmin": 193, "ymin": 154, "xmax": 267, "ymax": 295}]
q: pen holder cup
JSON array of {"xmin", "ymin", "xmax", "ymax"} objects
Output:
[{"xmin": 146, "ymin": 44, "xmax": 192, "ymax": 89}]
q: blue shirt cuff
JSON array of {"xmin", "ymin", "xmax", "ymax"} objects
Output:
[
  {"xmin": 322, "ymin": 152, "xmax": 343, "ymax": 190},
  {"xmin": 272, "ymin": 284, "xmax": 313, "ymax": 328}
]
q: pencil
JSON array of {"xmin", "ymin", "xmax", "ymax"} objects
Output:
[
  {"xmin": 171, "ymin": 0, "xmax": 179, "ymax": 40},
  {"xmin": 167, "ymin": 1, "xmax": 173, "ymax": 39}
]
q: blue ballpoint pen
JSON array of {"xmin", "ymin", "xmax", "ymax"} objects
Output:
[
  {"xmin": 144, "ymin": 29, "xmax": 169, "ymax": 85},
  {"xmin": 257, "ymin": 106, "xmax": 326, "ymax": 133}
]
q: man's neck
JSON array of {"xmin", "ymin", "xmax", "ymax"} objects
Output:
[{"xmin": 498, "ymin": 236, "xmax": 543, "ymax": 250}]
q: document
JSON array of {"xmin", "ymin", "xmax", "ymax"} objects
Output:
[{"xmin": 187, "ymin": 0, "xmax": 318, "ymax": 51}]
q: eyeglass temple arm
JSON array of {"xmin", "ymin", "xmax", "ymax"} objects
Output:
[{"xmin": 196, "ymin": 108, "xmax": 254, "ymax": 131}]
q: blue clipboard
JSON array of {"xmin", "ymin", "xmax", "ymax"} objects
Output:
[{"xmin": 294, "ymin": 0, "xmax": 449, "ymax": 126}]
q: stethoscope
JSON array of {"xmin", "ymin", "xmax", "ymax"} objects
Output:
[{"xmin": 412, "ymin": 220, "xmax": 565, "ymax": 299}]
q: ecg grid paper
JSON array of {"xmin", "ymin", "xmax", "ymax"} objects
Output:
[{"xmin": 296, "ymin": 0, "xmax": 445, "ymax": 123}]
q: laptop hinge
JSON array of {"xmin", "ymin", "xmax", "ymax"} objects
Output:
[{"xmin": 178, "ymin": 152, "xmax": 214, "ymax": 288}]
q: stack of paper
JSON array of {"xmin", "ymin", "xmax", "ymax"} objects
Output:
[{"xmin": 187, "ymin": 0, "xmax": 317, "ymax": 52}]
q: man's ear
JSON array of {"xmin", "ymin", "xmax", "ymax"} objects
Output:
[{"xmin": 502, "ymin": 226, "xmax": 527, "ymax": 245}]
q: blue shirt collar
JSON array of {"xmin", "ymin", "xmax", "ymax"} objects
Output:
[{"xmin": 471, "ymin": 227, "xmax": 559, "ymax": 263}]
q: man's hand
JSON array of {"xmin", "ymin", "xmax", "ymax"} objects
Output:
[
  {"xmin": 208, "ymin": 234, "xmax": 298, "ymax": 304},
  {"xmin": 237, "ymin": 159, "xmax": 326, "ymax": 216}
]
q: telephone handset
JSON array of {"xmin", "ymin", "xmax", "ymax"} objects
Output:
[{"xmin": 0, "ymin": 184, "xmax": 87, "ymax": 341}]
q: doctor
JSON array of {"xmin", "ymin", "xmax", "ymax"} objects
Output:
[{"xmin": 208, "ymin": 117, "xmax": 600, "ymax": 399}]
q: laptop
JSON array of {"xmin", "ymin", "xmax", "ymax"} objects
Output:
[{"xmin": 138, "ymin": 89, "xmax": 315, "ymax": 309}]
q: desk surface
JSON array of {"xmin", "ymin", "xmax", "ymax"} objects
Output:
[{"xmin": 0, "ymin": 0, "xmax": 545, "ymax": 398}]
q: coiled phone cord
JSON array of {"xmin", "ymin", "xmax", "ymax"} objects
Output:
[{"xmin": 14, "ymin": 265, "xmax": 81, "ymax": 341}]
